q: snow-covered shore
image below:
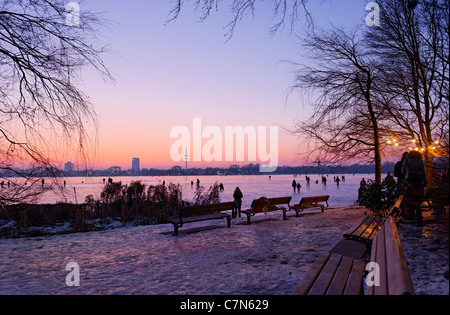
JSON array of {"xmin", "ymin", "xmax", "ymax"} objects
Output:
[{"xmin": 0, "ymin": 206, "xmax": 448, "ymax": 295}]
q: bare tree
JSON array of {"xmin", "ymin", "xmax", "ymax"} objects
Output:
[
  {"xmin": 167, "ymin": 0, "xmax": 314, "ymax": 39},
  {"xmin": 290, "ymin": 27, "xmax": 388, "ymax": 183},
  {"xmin": 292, "ymin": 0, "xmax": 448, "ymax": 185},
  {"xmin": 0, "ymin": 0, "xmax": 112, "ymax": 206},
  {"xmin": 366, "ymin": 0, "xmax": 449, "ymax": 186}
]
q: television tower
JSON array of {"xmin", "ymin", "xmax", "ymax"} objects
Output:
[{"xmin": 184, "ymin": 147, "xmax": 189, "ymax": 171}]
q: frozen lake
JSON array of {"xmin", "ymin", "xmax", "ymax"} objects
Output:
[{"xmin": 36, "ymin": 173, "xmax": 379, "ymax": 208}]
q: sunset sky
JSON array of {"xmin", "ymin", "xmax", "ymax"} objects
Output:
[{"xmin": 79, "ymin": 0, "xmax": 367, "ymax": 170}]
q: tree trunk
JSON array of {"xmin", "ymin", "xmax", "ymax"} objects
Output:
[
  {"xmin": 423, "ymin": 150, "xmax": 434, "ymax": 188},
  {"xmin": 366, "ymin": 78, "xmax": 382, "ymax": 185},
  {"xmin": 374, "ymin": 137, "xmax": 382, "ymax": 185}
]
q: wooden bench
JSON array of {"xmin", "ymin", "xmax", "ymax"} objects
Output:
[
  {"xmin": 426, "ymin": 186, "xmax": 449, "ymax": 214},
  {"xmin": 366, "ymin": 216, "xmax": 415, "ymax": 295},
  {"xmin": 419, "ymin": 186, "xmax": 448, "ymax": 218},
  {"xmin": 344, "ymin": 196, "xmax": 403, "ymax": 244},
  {"xmin": 241, "ymin": 196, "xmax": 292, "ymax": 225},
  {"xmin": 289, "ymin": 195, "xmax": 329, "ymax": 217},
  {"xmin": 292, "ymin": 252, "xmax": 366, "ymax": 295},
  {"xmin": 168, "ymin": 202, "xmax": 234, "ymax": 236},
  {"xmin": 343, "ymin": 216, "xmax": 383, "ymax": 244}
]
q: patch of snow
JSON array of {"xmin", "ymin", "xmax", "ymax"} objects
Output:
[{"xmin": 0, "ymin": 207, "xmax": 448, "ymax": 295}]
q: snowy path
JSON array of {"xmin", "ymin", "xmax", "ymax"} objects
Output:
[
  {"xmin": 0, "ymin": 206, "xmax": 448, "ymax": 295},
  {"xmin": 0, "ymin": 207, "xmax": 365, "ymax": 295}
]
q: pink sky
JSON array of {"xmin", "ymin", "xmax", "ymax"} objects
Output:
[{"xmin": 74, "ymin": 1, "xmax": 368, "ymax": 170}]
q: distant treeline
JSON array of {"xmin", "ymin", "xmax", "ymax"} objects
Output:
[{"xmin": 1, "ymin": 162, "xmax": 402, "ymax": 178}]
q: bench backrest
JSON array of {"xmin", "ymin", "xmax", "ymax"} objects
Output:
[
  {"xmin": 392, "ymin": 195, "xmax": 403, "ymax": 209},
  {"xmin": 266, "ymin": 196, "xmax": 292, "ymax": 206},
  {"xmin": 386, "ymin": 195, "xmax": 404, "ymax": 218},
  {"xmin": 181, "ymin": 202, "xmax": 234, "ymax": 218},
  {"xmin": 367, "ymin": 216, "xmax": 415, "ymax": 295},
  {"xmin": 249, "ymin": 196, "xmax": 292, "ymax": 213},
  {"xmin": 300, "ymin": 195, "xmax": 329, "ymax": 205},
  {"xmin": 209, "ymin": 201, "xmax": 235, "ymax": 212}
]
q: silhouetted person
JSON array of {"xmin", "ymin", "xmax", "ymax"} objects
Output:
[
  {"xmin": 233, "ymin": 187, "xmax": 243, "ymax": 218},
  {"xmin": 394, "ymin": 152, "xmax": 408, "ymax": 184},
  {"xmin": 360, "ymin": 178, "xmax": 366, "ymax": 187},
  {"xmin": 292, "ymin": 180, "xmax": 297, "ymax": 192},
  {"xmin": 402, "ymin": 150, "xmax": 426, "ymax": 202},
  {"xmin": 296, "ymin": 182, "xmax": 301, "ymax": 192},
  {"xmin": 358, "ymin": 182, "xmax": 365, "ymax": 203}
]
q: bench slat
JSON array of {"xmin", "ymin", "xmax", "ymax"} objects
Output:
[
  {"xmin": 375, "ymin": 223, "xmax": 388, "ymax": 295},
  {"xmin": 309, "ymin": 253, "xmax": 342, "ymax": 295},
  {"xmin": 170, "ymin": 202, "xmax": 233, "ymax": 236},
  {"xmin": 343, "ymin": 215, "xmax": 369, "ymax": 237},
  {"xmin": 366, "ymin": 230, "xmax": 377, "ymax": 295},
  {"xmin": 293, "ymin": 253, "xmax": 365, "ymax": 295},
  {"xmin": 351, "ymin": 215, "xmax": 375, "ymax": 238},
  {"xmin": 292, "ymin": 253, "xmax": 331, "ymax": 295},
  {"xmin": 359, "ymin": 216, "xmax": 383, "ymax": 241},
  {"xmin": 367, "ymin": 217, "xmax": 414, "ymax": 295},
  {"xmin": 344, "ymin": 259, "xmax": 366, "ymax": 295},
  {"xmin": 300, "ymin": 195, "xmax": 329, "ymax": 204},
  {"xmin": 384, "ymin": 217, "xmax": 415, "ymax": 295},
  {"xmin": 327, "ymin": 255, "xmax": 353, "ymax": 295},
  {"xmin": 209, "ymin": 202, "xmax": 235, "ymax": 212},
  {"xmin": 343, "ymin": 215, "xmax": 383, "ymax": 243},
  {"xmin": 181, "ymin": 204, "xmax": 213, "ymax": 217},
  {"xmin": 170, "ymin": 213, "xmax": 230, "ymax": 225},
  {"xmin": 267, "ymin": 197, "xmax": 292, "ymax": 205}
]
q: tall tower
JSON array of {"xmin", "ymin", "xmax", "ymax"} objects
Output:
[{"xmin": 184, "ymin": 147, "xmax": 189, "ymax": 171}]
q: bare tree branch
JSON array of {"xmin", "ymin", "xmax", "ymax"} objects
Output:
[
  {"xmin": 1, "ymin": 0, "xmax": 112, "ymax": 206},
  {"xmin": 167, "ymin": 0, "xmax": 315, "ymax": 40}
]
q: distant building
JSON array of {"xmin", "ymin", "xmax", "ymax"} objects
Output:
[
  {"xmin": 132, "ymin": 158, "xmax": 140, "ymax": 173},
  {"xmin": 172, "ymin": 165, "xmax": 182, "ymax": 172},
  {"xmin": 108, "ymin": 166, "xmax": 121, "ymax": 174},
  {"xmin": 64, "ymin": 161, "xmax": 75, "ymax": 171}
]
